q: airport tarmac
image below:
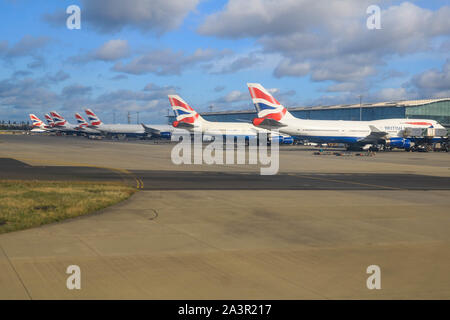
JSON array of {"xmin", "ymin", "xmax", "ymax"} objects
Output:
[
  {"xmin": 0, "ymin": 134, "xmax": 449, "ymax": 299},
  {"xmin": 1, "ymin": 158, "xmax": 450, "ymax": 191},
  {"xmin": 2, "ymin": 134, "xmax": 449, "ymax": 177}
]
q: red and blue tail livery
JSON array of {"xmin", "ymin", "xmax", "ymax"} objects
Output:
[
  {"xmin": 50, "ymin": 111, "xmax": 67, "ymax": 127},
  {"xmin": 45, "ymin": 114, "xmax": 55, "ymax": 127},
  {"xmin": 168, "ymin": 95, "xmax": 200, "ymax": 127},
  {"xmin": 247, "ymin": 83, "xmax": 288, "ymax": 126},
  {"xmin": 75, "ymin": 113, "xmax": 89, "ymax": 127},
  {"xmin": 84, "ymin": 108, "xmax": 103, "ymax": 126},
  {"xmin": 29, "ymin": 114, "xmax": 44, "ymax": 127}
]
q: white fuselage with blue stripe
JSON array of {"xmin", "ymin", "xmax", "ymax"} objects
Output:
[
  {"xmin": 247, "ymin": 83, "xmax": 447, "ymax": 146},
  {"xmin": 93, "ymin": 123, "xmax": 185, "ymax": 137},
  {"xmin": 276, "ymin": 117, "xmax": 446, "ymax": 145},
  {"xmin": 184, "ymin": 119, "xmax": 293, "ymax": 143}
]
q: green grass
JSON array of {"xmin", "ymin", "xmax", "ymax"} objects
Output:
[{"xmin": 0, "ymin": 180, "xmax": 136, "ymax": 234}]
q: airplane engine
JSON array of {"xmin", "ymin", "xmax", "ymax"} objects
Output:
[
  {"xmin": 160, "ymin": 132, "xmax": 171, "ymax": 139},
  {"xmin": 269, "ymin": 135, "xmax": 294, "ymax": 144},
  {"xmin": 270, "ymin": 135, "xmax": 283, "ymax": 144},
  {"xmin": 386, "ymin": 138, "xmax": 412, "ymax": 149},
  {"xmin": 281, "ymin": 136, "xmax": 294, "ymax": 144}
]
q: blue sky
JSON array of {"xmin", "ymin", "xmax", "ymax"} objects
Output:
[{"xmin": 0, "ymin": 0, "xmax": 449, "ymax": 123}]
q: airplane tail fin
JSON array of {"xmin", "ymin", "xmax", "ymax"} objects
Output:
[
  {"xmin": 50, "ymin": 111, "xmax": 67, "ymax": 126},
  {"xmin": 75, "ymin": 113, "xmax": 88, "ymax": 128},
  {"xmin": 45, "ymin": 114, "xmax": 55, "ymax": 127},
  {"xmin": 168, "ymin": 95, "xmax": 203, "ymax": 127},
  {"xmin": 29, "ymin": 114, "xmax": 44, "ymax": 128},
  {"xmin": 247, "ymin": 83, "xmax": 293, "ymax": 126},
  {"xmin": 84, "ymin": 108, "xmax": 103, "ymax": 126}
]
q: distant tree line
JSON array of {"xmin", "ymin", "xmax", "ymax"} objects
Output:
[{"xmin": 0, "ymin": 120, "xmax": 31, "ymax": 130}]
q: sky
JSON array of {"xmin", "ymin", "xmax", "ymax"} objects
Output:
[{"xmin": 0, "ymin": 0, "xmax": 449, "ymax": 124}]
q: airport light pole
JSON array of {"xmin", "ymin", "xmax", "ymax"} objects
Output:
[{"xmin": 359, "ymin": 95, "xmax": 362, "ymax": 121}]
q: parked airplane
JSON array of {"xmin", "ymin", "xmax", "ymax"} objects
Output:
[
  {"xmin": 74, "ymin": 113, "xmax": 101, "ymax": 135},
  {"xmin": 247, "ymin": 83, "xmax": 446, "ymax": 150},
  {"xmin": 50, "ymin": 111, "xmax": 81, "ymax": 134},
  {"xmin": 168, "ymin": 94, "xmax": 294, "ymax": 144},
  {"xmin": 84, "ymin": 109, "xmax": 178, "ymax": 139},
  {"xmin": 29, "ymin": 114, "xmax": 51, "ymax": 132},
  {"xmin": 44, "ymin": 114, "xmax": 55, "ymax": 128}
]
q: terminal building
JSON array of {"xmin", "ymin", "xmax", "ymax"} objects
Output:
[{"xmin": 168, "ymin": 98, "xmax": 450, "ymax": 130}]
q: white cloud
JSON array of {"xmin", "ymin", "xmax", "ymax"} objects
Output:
[
  {"xmin": 83, "ymin": 0, "xmax": 199, "ymax": 33},
  {"xmin": 0, "ymin": 73, "xmax": 179, "ymax": 123},
  {"xmin": 325, "ymin": 82, "xmax": 363, "ymax": 93},
  {"xmin": 3, "ymin": 35, "xmax": 50, "ymax": 58},
  {"xmin": 199, "ymin": 1, "xmax": 450, "ymax": 95},
  {"xmin": 208, "ymin": 53, "xmax": 263, "ymax": 74},
  {"xmin": 113, "ymin": 48, "xmax": 230, "ymax": 75},
  {"xmin": 377, "ymin": 87, "xmax": 408, "ymax": 101},
  {"xmin": 198, "ymin": 0, "xmax": 368, "ymax": 38},
  {"xmin": 210, "ymin": 87, "xmax": 296, "ymax": 111},
  {"xmin": 409, "ymin": 60, "xmax": 450, "ymax": 98},
  {"xmin": 274, "ymin": 59, "xmax": 310, "ymax": 78},
  {"xmin": 68, "ymin": 39, "xmax": 130, "ymax": 64},
  {"xmin": 94, "ymin": 39, "xmax": 130, "ymax": 61},
  {"xmin": 222, "ymin": 90, "xmax": 248, "ymax": 103}
]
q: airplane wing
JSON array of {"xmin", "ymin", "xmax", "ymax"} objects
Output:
[
  {"xmin": 358, "ymin": 125, "xmax": 388, "ymax": 143},
  {"xmin": 141, "ymin": 124, "xmax": 163, "ymax": 137},
  {"xmin": 170, "ymin": 121, "xmax": 195, "ymax": 129},
  {"xmin": 255, "ymin": 118, "xmax": 287, "ymax": 128}
]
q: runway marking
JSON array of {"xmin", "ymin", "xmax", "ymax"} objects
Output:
[
  {"xmin": 0, "ymin": 244, "xmax": 32, "ymax": 300},
  {"xmin": 105, "ymin": 167, "xmax": 144, "ymax": 189},
  {"xmin": 294, "ymin": 174, "xmax": 401, "ymax": 190},
  {"xmin": 14, "ymin": 157, "xmax": 145, "ymax": 189}
]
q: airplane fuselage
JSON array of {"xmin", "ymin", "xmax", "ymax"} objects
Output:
[
  {"xmin": 93, "ymin": 124, "xmax": 144, "ymax": 134},
  {"xmin": 94, "ymin": 124, "xmax": 179, "ymax": 138},
  {"xmin": 189, "ymin": 120, "xmax": 261, "ymax": 137},
  {"xmin": 182, "ymin": 120, "xmax": 293, "ymax": 144},
  {"xmin": 52, "ymin": 122, "xmax": 81, "ymax": 133},
  {"xmin": 272, "ymin": 118, "xmax": 446, "ymax": 145}
]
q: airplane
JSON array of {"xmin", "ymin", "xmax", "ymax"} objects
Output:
[
  {"xmin": 247, "ymin": 83, "xmax": 447, "ymax": 150},
  {"xmin": 29, "ymin": 114, "xmax": 51, "ymax": 132},
  {"xmin": 84, "ymin": 108, "xmax": 179, "ymax": 139},
  {"xmin": 44, "ymin": 114, "xmax": 56, "ymax": 129},
  {"xmin": 50, "ymin": 111, "xmax": 82, "ymax": 134},
  {"xmin": 74, "ymin": 113, "xmax": 101, "ymax": 135},
  {"xmin": 168, "ymin": 94, "xmax": 294, "ymax": 144}
]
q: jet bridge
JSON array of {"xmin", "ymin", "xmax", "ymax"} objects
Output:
[{"xmin": 398, "ymin": 127, "xmax": 449, "ymax": 152}]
